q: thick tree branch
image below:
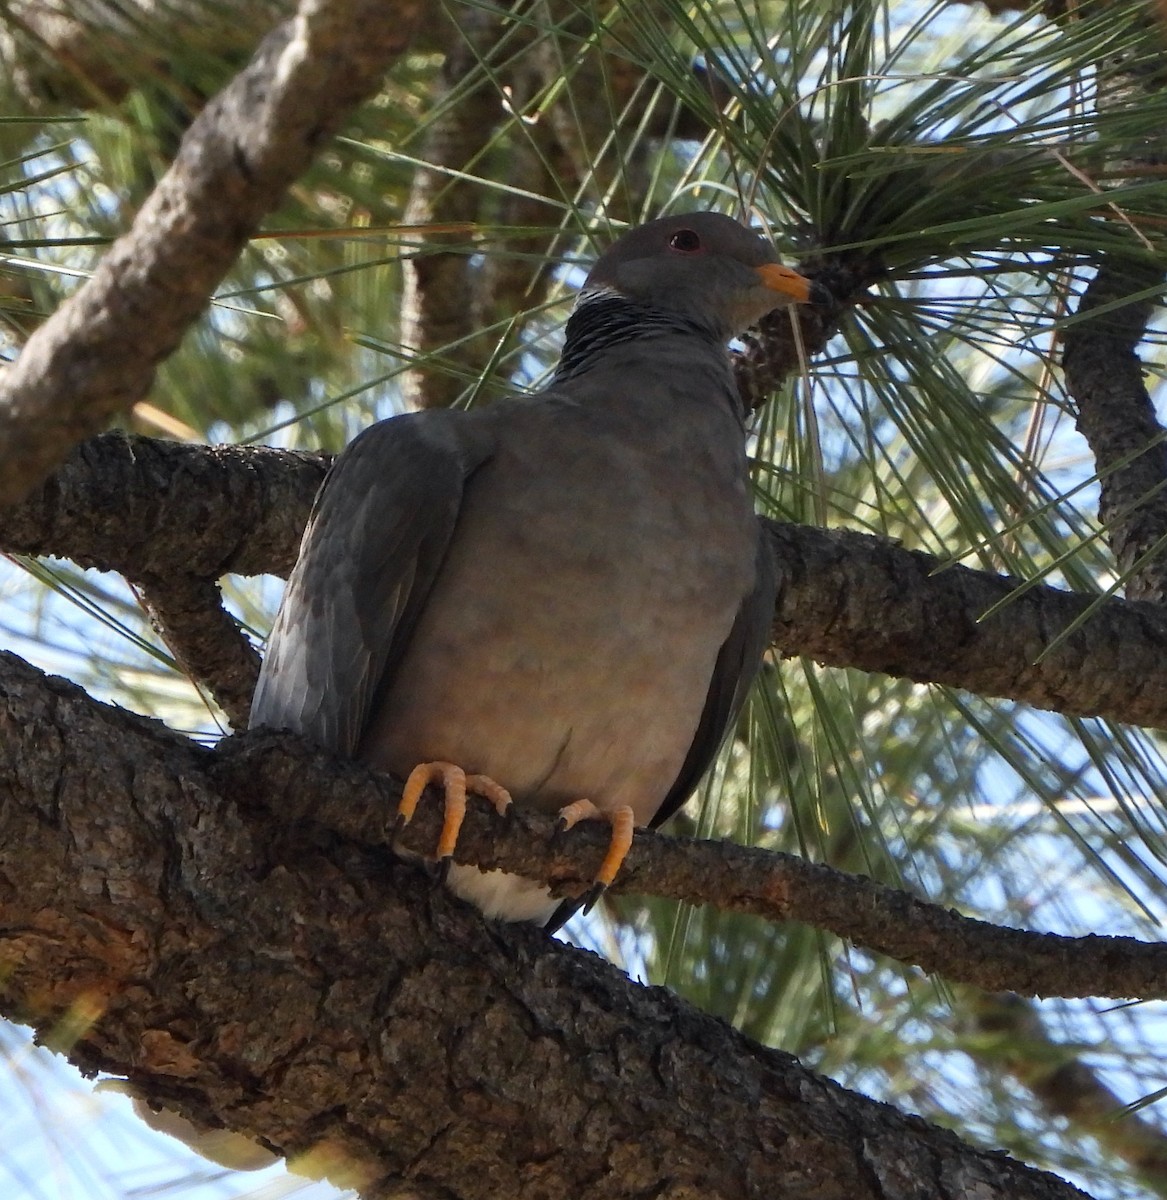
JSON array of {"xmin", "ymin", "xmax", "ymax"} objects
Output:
[
  {"xmin": 9, "ymin": 434, "xmax": 1167, "ymax": 731},
  {"xmin": 5, "ymin": 645, "xmax": 1167, "ymax": 1007},
  {"xmin": 0, "ymin": 648, "xmax": 1097, "ymax": 1199},
  {"xmin": 0, "ymin": 433, "xmax": 323, "ymax": 725},
  {"xmin": 0, "ymin": 0, "xmax": 425, "ymax": 508},
  {"xmin": 766, "ymin": 521, "xmax": 1167, "ymax": 729},
  {"xmin": 1064, "ymin": 257, "xmax": 1167, "ymax": 602},
  {"xmin": 135, "ymin": 573, "xmax": 259, "ymax": 728},
  {"xmin": 1, "ymin": 432, "xmax": 329, "ymax": 578},
  {"xmin": 217, "ymin": 727, "xmax": 1167, "ymax": 1003},
  {"xmin": 1062, "ymin": 19, "xmax": 1167, "ymax": 602}
]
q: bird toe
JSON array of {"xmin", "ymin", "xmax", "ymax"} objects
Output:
[
  {"xmin": 555, "ymin": 799, "xmax": 636, "ymax": 896},
  {"xmin": 398, "ymin": 761, "xmax": 512, "ymax": 862}
]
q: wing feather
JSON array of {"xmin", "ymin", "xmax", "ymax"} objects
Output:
[{"xmin": 250, "ymin": 411, "xmax": 494, "ymax": 755}]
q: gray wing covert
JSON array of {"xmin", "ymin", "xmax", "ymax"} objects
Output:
[{"xmin": 249, "ymin": 412, "xmax": 494, "ymax": 756}]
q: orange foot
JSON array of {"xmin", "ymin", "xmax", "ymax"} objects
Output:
[
  {"xmin": 556, "ymin": 799, "xmax": 635, "ymax": 914},
  {"xmin": 398, "ymin": 761, "xmax": 512, "ymax": 862}
]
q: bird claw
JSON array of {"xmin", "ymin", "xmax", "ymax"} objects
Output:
[
  {"xmin": 581, "ymin": 881, "xmax": 607, "ymax": 915},
  {"xmin": 397, "ymin": 761, "xmax": 512, "ymax": 863},
  {"xmin": 465, "ymin": 774, "xmax": 512, "ymax": 821},
  {"xmin": 554, "ymin": 798, "xmax": 636, "ymax": 909}
]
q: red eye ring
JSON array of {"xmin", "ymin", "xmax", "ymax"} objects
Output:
[{"xmin": 668, "ymin": 229, "xmax": 702, "ymax": 253}]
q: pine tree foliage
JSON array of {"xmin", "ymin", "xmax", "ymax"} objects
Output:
[{"xmin": 4, "ymin": 0, "xmax": 1167, "ymax": 1196}]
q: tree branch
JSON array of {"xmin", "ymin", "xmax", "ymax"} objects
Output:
[
  {"xmin": 0, "ymin": 648, "xmax": 1098, "ymax": 1199},
  {"xmin": 135, "ymin": 573, "xmax": 259, "ymax": 728},
  {"xmin": 1063, "ymin": 257, "xmax": 1167, "ymax": 602},
  {"xmin": 9, "ymin": 433, "xmax": 1167, "ymax": 731},
  {"xmin": 0, "ymin": 0, "xmax": 426, "ymax": 508},
  {"xmin": 1, "ymin": 432, "xmax": 329, "ymax": 578},
  {"xmin": 767, "ymin": 521, "xmax": 1167, "ymax": 729},
  {"xmin": 6, "ymin": 643, "xmax": 1167, "ymax": 1006},
  {"xmin": 398, "ymin": 4, "xmax": 508, "ymax": 410},
  {"xmin": 215, "ymin": 725, "xmax": 1167, "ymax": 1003}
]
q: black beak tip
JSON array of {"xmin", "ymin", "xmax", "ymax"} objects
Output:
[{"xmin": 808, "ymin": 279, "xmax": 833, "ymax": 307}]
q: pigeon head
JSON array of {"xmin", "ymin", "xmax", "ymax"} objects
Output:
[{"xmin": 581, "ymin": 211, "xmax": 815, "ymax": 339}]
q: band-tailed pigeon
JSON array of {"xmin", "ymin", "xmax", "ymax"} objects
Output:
[{"xmin": 250, "ymin": 212, "xmax": 816, "ymax": 928}]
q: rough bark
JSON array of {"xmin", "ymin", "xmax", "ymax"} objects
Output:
[
  {"xmin": 1061, "ymin": 7, "xmax": 1167, "ymax": 601},
  {"xmin": 766, "ymin": 521, "xmax": 1167, "ymax": 730},
  {"xmin": 0, "ymin": 649, "xmax": 1100, "ymax": 1199},
  {"xmin": 217, "ymin": 727, "xmax": 1167, "ymax": 1003},
  {"xmin": 0, "ymin": 0, "xmax": 426, "ymax": 508},
  {"xmin": 5, "ymin": 642, "xmax": 1167, "ymax": 1009},
  {"xmin": 136, "ymin": 573, "xmax": 259, "ymax": 728},
  {"xmin": 1063, "ymin": 257, "xmax": 1167, "ymax": 602},
  {"xmin": 1, "ymin": 432, "xmax": 328, "ymax": 579}
]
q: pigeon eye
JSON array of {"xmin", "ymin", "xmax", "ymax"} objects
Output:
[{"xmin": 668, "ymin": 229, "xmax": 702, "ymax": 253}]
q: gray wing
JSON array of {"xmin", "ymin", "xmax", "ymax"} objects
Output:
[
  {"xmin": 650, "ymin": 525, "xmax": 777, "ymax": 830},
  {"xmin": 250, "ymin": 411, "xmax": 494, "ymax": 755}
]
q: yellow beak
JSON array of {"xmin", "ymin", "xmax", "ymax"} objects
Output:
[{"xmin": 754, "ymin": 262, "xmax": 814, "ymax": 303}]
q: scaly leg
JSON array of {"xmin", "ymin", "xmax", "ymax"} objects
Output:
[
  {"xmin": 556, "ymin": 798, "xmax": 635, "ymax": 914},
  {"xmin": 398, "ymin": 761, "xmax": 512, "ymax": 861}
]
